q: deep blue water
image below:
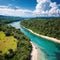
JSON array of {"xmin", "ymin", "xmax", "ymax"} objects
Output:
[{"xmin": 9, "ymin": 21, "xmax": 60, "ymax": 60}]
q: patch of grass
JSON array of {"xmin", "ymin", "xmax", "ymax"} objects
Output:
[
  {"xmin": 0, "ymin": 31, "xmax": 17, "ymax": 55},
  {"xmin": 0, "ymin": 31, "xmax": 5, "ymax": 40}
]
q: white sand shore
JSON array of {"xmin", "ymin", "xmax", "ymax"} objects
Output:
[
  {"xmin": 30, "ymin": 42, "xmax": 38, "ymax": 60},
  {"xmin": 30, "ymin": 42, "xmax": 47, "ymax": 60},
  {"xmin": 22, "ymin": 26, "xmax": 60, "ymax": 44}
]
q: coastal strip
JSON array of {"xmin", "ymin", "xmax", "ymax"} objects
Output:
[{"xmin": 22, "ymin": 26, "xmax": 60, "ymax": 44}]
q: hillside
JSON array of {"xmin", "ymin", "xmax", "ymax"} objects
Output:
[
  {"xmin": 21, "ymin": 18, "xmax": 60, "ymax": 40},
  {"xmin": 0, "ymin": 15, "xmax": 24, "ymax": 24},
  {"xmin": 0, "ymin": 23, "xmax": 32, "ymax": 60}
]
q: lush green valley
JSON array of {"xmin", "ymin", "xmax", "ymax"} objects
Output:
[
  {"xmin": 21, "ymin": 18, "xmax": 60, "ymax": 40},
  {"xmin": 0, "ymin": 17, "xmax": 32, "ymax": 60}
]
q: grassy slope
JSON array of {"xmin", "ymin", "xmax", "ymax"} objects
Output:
[{"xmin": 0, "ymin": 31, "xmax": 17, "ymax": 55}]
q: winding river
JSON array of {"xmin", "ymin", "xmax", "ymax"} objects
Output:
[{"xmin": 9, "ymin": 21, "xmax": 60, "ymax": 60}]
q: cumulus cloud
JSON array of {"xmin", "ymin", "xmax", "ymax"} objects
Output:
[
  {"xmin": 0, "ymin": 0, "xmax": 60, "ymax": 17},
  {"xmin": 33, "ymin": 0, "xmax": 60, "ymax": 17},
  {"xmin": 0, "ymin": 6, "xmax": 33, "ymax": 17}
]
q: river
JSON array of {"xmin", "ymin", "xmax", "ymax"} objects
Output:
[{"xmin": 9, "ymin": 21, "xmax": 60, "ymax": 60}]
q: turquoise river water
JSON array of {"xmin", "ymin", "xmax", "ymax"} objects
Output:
[{"xmin": 9, "ymin": 21, "xmax": 60, "ymax": 60}]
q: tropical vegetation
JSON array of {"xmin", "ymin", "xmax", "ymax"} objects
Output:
[
  {"xmin": 0, "ymin": 17, "xmax": 32, "ymax": 60},
  {"xmin": 21, "ymin": 18, "xmax": 60, "ymax": 40}
]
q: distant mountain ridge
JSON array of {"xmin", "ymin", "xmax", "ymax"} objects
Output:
[
  {"xmin": 0, "ymin": 15, "xmax": 24, "ymax": 24},
  {"xmin": 0, "ymin": 15, "xmax": 23, "ymax": 19}
]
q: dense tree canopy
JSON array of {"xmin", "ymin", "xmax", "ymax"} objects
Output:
[
  {"xmin": 0, "ymin": 17, "xmax": 32, "ymax": 60},
  {"xmin": 21, "ymin": 18, "xmax": 60, "ymax": 40}
]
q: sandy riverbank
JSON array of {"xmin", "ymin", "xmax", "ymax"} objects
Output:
[
  {"xmin": 30, "ymin": 42, "xmax": 38, "ymax": 60},
  {"xmin": 22, "ymin": 26, "xmax": 60, "ymax": 44},
  {"xmin": 30, "ymin": 42, "xmax": 47, "ymax": 60}
]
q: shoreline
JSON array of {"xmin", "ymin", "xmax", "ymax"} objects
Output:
[
  {"xmin": 30, "ymin": 42, "xmax": 47, "ymax": 60},
  {"xmin": 22, "ymin": 26, "xmax": 60, "ymax": 44},
  {"xmin": 30, "ymin": 42, "xmax": 38, "ymax": 60}
]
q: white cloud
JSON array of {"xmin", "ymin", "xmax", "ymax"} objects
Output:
[
  {"xmin": 0, "ymin": 0, "xmax": 60, "ymax": 17},
  {"xmin": 50, "ymin": 2, "xmax": 57, "ymax": 8},
  {"xmin": 33, "ymin": 0, "xmax": 60, "ymax": 17},
  {"xmin": 0, "ymin": 6, "xmax": 33, "ymax": 17},
  {"xmin": 0, "ymin": 6, "xmax": 9, "ymax": 8}
]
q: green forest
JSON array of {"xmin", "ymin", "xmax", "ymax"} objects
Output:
[
  {"xmin": 0, "ymin": 15, "xmax": 23, "ymax": 24},
  {"xmin": 21, "ymin": 18, "xmax": 60, "ymax": 40},
  {"xmin": 0, "ymin": 17, "xmax": 32, "ymax": 60}
]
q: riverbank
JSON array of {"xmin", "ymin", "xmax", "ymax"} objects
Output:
[
  {"xmin": 22, "ymin": 26, "xmax": 60, "ymax": 44},
  {"xmin": 30, "ymin": 42, "xmax": 38, "ymax": 60}
]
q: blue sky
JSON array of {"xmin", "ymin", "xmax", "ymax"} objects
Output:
[
  {"xmin": 0, "ymin": 0, "xmax": 60, "ymax": 17},
  {"xmin": 0, "ymin": 0, "xmax": 37, "ymax": 10}
]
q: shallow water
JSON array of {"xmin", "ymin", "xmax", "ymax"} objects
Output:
[{"xmin": 9, "ymin": 21, "xmax": 60, "ymax": 60}]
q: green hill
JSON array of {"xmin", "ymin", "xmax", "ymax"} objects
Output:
[
  {"xmin": 21, "ymin": 18, "xmax": 60, "ymax": 40},
  {"xmin": 0, "ymin": 24, "xmax": 32, "ymax": 60}
]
